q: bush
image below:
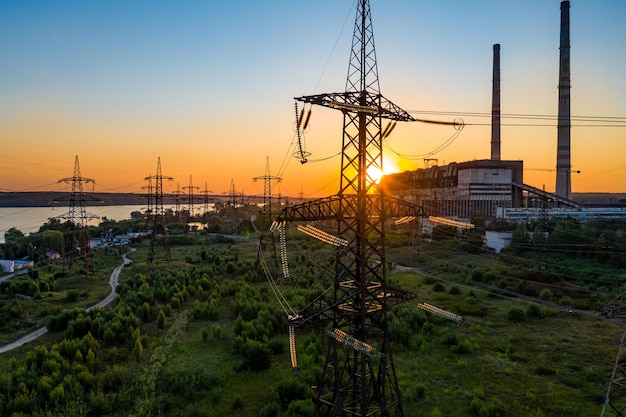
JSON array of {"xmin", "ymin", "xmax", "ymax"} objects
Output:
[
  {"xmin": 240, "ymin": 340, "xmax": 271, "ymax": 372},
  {"xmin": 66, "ymin": 289, "xmax": 80, "ymax": 303},
  {"xmin": 449, "ymin": 285, "xmax": 461, "ymax": 295},
  {"xmin": 539, "ymin": 288, "xmax": 553, "ymax": 301},
  {"xmin": 526, "ymin": 303, "xmax": 544, "ymax": 318},
  {"xmin": 211, "ymin": 324, "xmax": 223, "ymax": 340},
  {"xmin": 157, "ymin": 309, "xmax": 167, "ymax": 329},
  {"xmin": 507, "ymin": 306, "xmax": 526, "ymax": 323}
]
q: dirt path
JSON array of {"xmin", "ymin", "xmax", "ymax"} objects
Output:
[{"xmin": 0, "ymin": 250, "xmax": 133, "ymax": 354}]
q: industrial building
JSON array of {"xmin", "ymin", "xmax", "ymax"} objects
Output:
[{"xmin": 381, "ymin": 1, "xmax": 626, "ymax": 225}]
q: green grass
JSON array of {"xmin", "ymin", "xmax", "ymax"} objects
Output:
[
  {"xmin": 0, "ymin": 248, "xmax": 123, "ymax": 344},
  {"xmin": 391, "ymin": 269, "xmax": 620, "ymax": 416},
  {"xmin": 1, "ymin": 233, "xmax": 624, "ymax": 416}
]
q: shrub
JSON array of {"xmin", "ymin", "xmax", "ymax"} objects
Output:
[
  {"xmin": 232, "ymin": 395, "xmax": 244, "ymax": 410},
  {"xmin": 157, "ymin": 309, "xmax": 167, "ymax": 329},
  {"xmin": 211, "ymin": 324, "xmax": 223, "ymax": 340},
  {"xmin": 240, "ymin": 340, "xmax": 271, "ymax": 371},
  {"xmin": 526, "ymin": 303, "xmax": 544, "ymax": 318},
  {"xmin": 539, "ymin": 288, "xmax": 553, "ymax": 301},
  {"xmin": 507, "ymin": 306, "xmax": 526, "ymax": 323},
  {"xmin": 449, "ymin": 285, "xmax": 461, "ymax": 295},
  {"xmin": 66, "ymin": 289, "xmax": 80, "ymax": 302}
]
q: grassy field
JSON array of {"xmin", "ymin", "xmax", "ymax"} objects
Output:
[
  {"xmin": 1, "ymin": 234, "xmax": 624, "ymax": 416},
  {"xmin": 391, "ymin": 268, "xmax": 621, "ymax": 416},
  {"xmin": 0, "ymin": 247, "xmax": 125, "ymax": 345}
]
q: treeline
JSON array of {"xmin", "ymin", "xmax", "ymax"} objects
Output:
[
  {"xmin": 507, "ymin": 217, "xmax": 626, "ymax": 267},
  {"xmin": 0, "ymin": 235, "xmax": 332, "ymax": 416}
]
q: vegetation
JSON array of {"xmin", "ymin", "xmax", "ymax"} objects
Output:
[{"xmin": 0, "ymin": 214, "xmax": 625, "ymax": 416}]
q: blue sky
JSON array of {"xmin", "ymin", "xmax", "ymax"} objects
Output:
[{"xmin": 1, "ymin": 1, "xmax": 625, "ymax": 196}]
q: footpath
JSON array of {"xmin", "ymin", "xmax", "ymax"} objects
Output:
[{"xmin": 0, "ymin": 251, "xmax": 133, "ymax": 354}]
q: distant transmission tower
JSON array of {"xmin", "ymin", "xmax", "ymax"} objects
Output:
[
  {"xmin": 183, "ymin": 175, "xmax": 199, "ymax": 220},
  {"xmin": 141, "ymin": 177, "xmax": 153, "ymax": 215},
  {"xmin": 254, "ymin": 157, "xmax": 282, "ymax": 265},
  {"xmin": 200, "ymin": 181, "xmax": 212, "ymax": 215},
  {"xmin": 253, "ymin": 156, "xmax": 282, "ymax": 230},
  {"xmin": 55, "ymin": 155, "xmax": 101, "ymax": 273},
  {"xmin": 172, "ymin": 182, "xmax": 184, "ymax": 223},
  {"xmin": 145, "ymin": 157, "xmax": 173, "ymax": 264},
  {"xmin": 227, "ymin": 178, "xmax": 238, "ymax": 208},
  {"xmin": 274, "ymin": 1, "xmax": 423, "ymax": 416}
]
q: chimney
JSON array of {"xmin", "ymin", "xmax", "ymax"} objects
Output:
[
  {"xmin": 491, "ymin": 43, "xmax": 501, "ymax": 161},
  {"xmin": 556, "ymin": 0, "xmax": 571, "ymax": 199}
]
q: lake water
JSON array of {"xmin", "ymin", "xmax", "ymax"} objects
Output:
[{"xmin": 0, "ymin": 205, "xmax": 147, "ymax": 242}]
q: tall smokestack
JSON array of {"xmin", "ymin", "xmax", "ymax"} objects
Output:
[
  {"xmin": 491, "ymin": 43, "xmax": 501, "ymax": 161},
  {"xmin": 556, "ymin": 0, "xmax": 571, "ymax": 199}
]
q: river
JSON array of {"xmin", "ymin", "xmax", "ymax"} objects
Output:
[{"xmin": 0, "ymin": 205, "xmax": 147, "ymax": 243}]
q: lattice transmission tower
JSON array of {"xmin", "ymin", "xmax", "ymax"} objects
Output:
[
  {"xmin": 274, "ymin": 1, "xmax": 423, "ymax": 416},
  {"xmin": 184, "ymin": 175, "xmax": 199, "ymax": 220},
  {"xmin": 253, "ymin": 156, "xmax": 282, "ymax": 231},
  {"xmin": 145, "ymin": 157, "xmax": 173, "ymax": 264},
  {"xmin": 55, "ymin": 155, "xmax": 101, "ymax": 273},
  {"xmin": 254, "ymin": 156, "xmax": 282, "ymax": 266}
]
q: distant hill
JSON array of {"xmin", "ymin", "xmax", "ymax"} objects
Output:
[{"xmin": 0, "ymin": 192, "xmax": 145, "ymax": 207}]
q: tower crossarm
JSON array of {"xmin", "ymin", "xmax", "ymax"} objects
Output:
[
  {"xmin": 275, "ymin": 194, "xmax": 424, "ymax": 223},
  {"xmin": 295, "ymin": 91, "xmax": 415, "ymax": 122}
]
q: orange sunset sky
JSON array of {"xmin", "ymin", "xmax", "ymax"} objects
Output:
[{"xmin": 1, "ymin": 1, "xmax": 625, "ymax": 199}]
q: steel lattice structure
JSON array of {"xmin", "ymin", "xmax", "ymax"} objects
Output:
[
  {"xmin": 55, "ymin": 155, "xmax": 100, "ymax": 272},
  {"xmin": 274, "ymin": 1, "xmax": 422, "ymax": 416},
  {"xmin": 146, "ymin": 157, "xmax": 172, "ymax": 264}
]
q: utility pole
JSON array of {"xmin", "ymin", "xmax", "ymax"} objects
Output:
[
  {"xmin": 200, "ymin": 181, "xmax": 212, "ymax": 215},
  {"xmin": 274, "ymin": 1, "xmax": 423, "ymax": 416},
  {"xmin": 172, "ymin": 182, "xmax": 184, "ymax": 223},
  {"xmin": 183, "ymin": 175, "xmax": 199, "ymax": 220},
  {"xmin": 254, "ymin": 157, "xmax": 282, "ymax": 266},
  {"xmin": 253, "ymin": 157, "xmax": 282, "ymax": 231},
  {"xmin": 146, "ymin": 157, "xmax": 173, "ymax": 264},
  {"xmin": 54, "ymin": 155, "xmax": 100, "ymax": 273}
]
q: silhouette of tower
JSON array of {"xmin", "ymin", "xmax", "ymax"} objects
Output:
[
  {"xmin": 227, "ymin": 178, "xmax": 238, "ymax": 208},
  {"xmin": 200, "ymin": 181, "xmax": 212, "ymax": 215},
  {"xmin": 253, "ymin": 157, "xmax": 282, "ymax": 229},
  {"xmin": 141, "ymin": 177, "xmax": 153, "ymax": 215},
  {"xmin": 556, "ymin": 0, "xmax": 572, "ymax": 199},
  {"xmin": 172, "ymin": 182, "xmax": 184, "ymax": 223},
  {"xmin": 274, "ymin": 2, "xmax": 422, "ymax": 416},
  {"xmin": 146, "ymin": 157, "xmax": 173, "ymax": 264},
  {"xmin": 55, "ymin": 155, "xmax": 100, "ymax": 273},
  {"xmin": 183, "ymin": 175, "xmax": 199, "ymax": 219}
]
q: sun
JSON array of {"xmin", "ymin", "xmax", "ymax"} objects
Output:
[{"xmin": 366, "ymin": 156, "xmax": 400, "ymax": 184}]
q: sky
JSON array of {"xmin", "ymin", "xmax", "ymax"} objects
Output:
[{"xmin": 1, "ymin": 0, "xmax": 625, "ymax": 200}]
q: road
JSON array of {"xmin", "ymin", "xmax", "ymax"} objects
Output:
[{"xmin": 0, "ymin": 250, "xmax": 133, "ymax": 354}]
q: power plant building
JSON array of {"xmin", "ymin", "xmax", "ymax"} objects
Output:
[
  {"xmin": 379, "ymin": 0, "xmax": 626, "ymax": 225},
  {"xmin": 381, "ymin": 159, "xmax": 581, "ymax": 223}
]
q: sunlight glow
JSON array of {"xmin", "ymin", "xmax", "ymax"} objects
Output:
[{"xmin": 367, "ymin": 156, "xmax": 400, "ymax": 184}]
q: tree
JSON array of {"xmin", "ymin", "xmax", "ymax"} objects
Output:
[
  {"xmin": 157, "ymin": 309, "xmax": 167, "ymax": 330},
  {"xmin": 134, "ymin": 337, "xmax": 143, "ymax": 362}
]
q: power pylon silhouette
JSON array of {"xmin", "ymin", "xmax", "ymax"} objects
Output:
[
  {"xmin": 183, "ymin": 175, "xmax": 199, "ymax": 220},
  {"xmin": 55, "ymin": 155, "xmax": 101, "ymax": 273},
  {"xmin": 254, "ymin": 156, "xmax": 282, "ymax": 266},
  {"xmin": 227, "ymin": 178, "xmax": 239, "ymax": 208},
  {"xmin": 253, "ymin": 156, "xmax": 282, "ymax": 228},
  {"xmin": 200, "ymin": 181, "xmax": 212, "ymax": 215},
  {"xmin": 172, "ymin": 182, "xmax": 184, "ymax": 223},
  {"xmin": 145, "ymin": 157, "xmax": 173, "ymax": 264},
  {"xmin": 274, "ymin": 1, "xmax": 423, "ymax": 416}
]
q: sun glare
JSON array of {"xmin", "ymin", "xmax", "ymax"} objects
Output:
[{"xmin": 367, "ymin": 156, "xmax": 400, "ymax": 184}]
